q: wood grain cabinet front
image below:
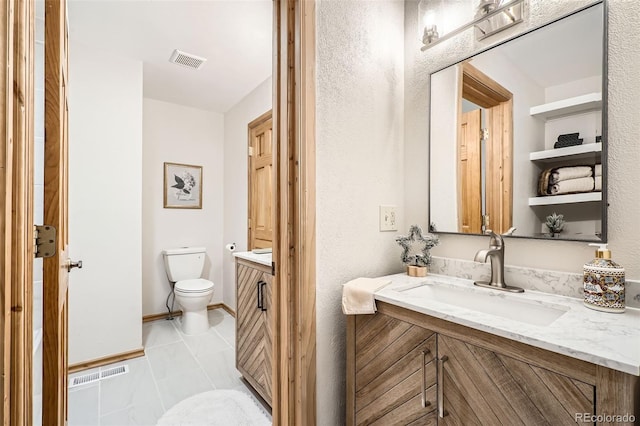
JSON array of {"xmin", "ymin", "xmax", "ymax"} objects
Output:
[
  {"xmin": 347, "ymin": 313, "xmax": 438, "ymax": 425},
  {"xmin": 437, "ymin": 334, "xmax": 594, "ymax": 425},
  {"xmin": 347, "ymin": 302, "xmax": 638, "ymax": 426},
  {"xmin": 235, "ymin": 259, "xmax": 273, "ymax": 406}
]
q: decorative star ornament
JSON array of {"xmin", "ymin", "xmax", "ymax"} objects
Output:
[{"xmin": 395, "ymin": 225, "xmax": 439, "ymax": 267}]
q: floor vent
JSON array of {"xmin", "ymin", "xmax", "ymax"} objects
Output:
[{"xmin": 69, "ymin": 365, "xmax": 129, "ymax": 388}]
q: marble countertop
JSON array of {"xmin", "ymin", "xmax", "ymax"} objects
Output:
[
  {"xmin": 375, "ymin": 273, "xmax": 640, "ymax": 376},
  {"xmin": 233, "ymin": 251, "xmax": 272, "ymax": 267}
]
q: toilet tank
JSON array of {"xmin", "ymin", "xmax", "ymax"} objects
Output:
[{"xmin": 162, "ymin": 247, "xmax": 206, "ymax": 282}]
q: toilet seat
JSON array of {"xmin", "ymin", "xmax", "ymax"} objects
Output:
[{"xmin": 175, "ymin": 278, "xmax": 214, "ymax": 294}]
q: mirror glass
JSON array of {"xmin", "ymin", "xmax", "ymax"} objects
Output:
[{"xmin": 429, "ymin": 2, "xmax": 606, "ymax": 242}]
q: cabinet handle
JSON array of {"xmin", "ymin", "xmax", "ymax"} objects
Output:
[
  {"xmin": 421, "ymin": 349, "xmax": 431, "ymax": 408},
  {"xmin": 257, "ymin": 280, "xmax": 264, "ymax": 309},
  {"xmin": 260, "ymin": 281, "xmax": 267, "ymax": 312},
  {"xmin": 438, "ymin": 355, "xmax": 448, "ymax": 418}
]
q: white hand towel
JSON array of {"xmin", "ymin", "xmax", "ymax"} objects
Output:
[
  {"xmin": 595, "ymin": 175, "xmax": 602, "ymax": 191},
  {"xmin": 550, "ymin": 176, "xmax": 594, "ymax": 195},
  {"xmin": 550, "ymin": 166, "xmax": 593, "ymax": 184},
  {"xmin": 595, "ymin": 164, "xmax": 602, "ymax": 177},
  {"xmin": 342, "ymin": 277, "xmax": 391, "ymax": 315}
]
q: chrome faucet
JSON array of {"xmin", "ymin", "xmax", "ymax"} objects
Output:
[{"xmin": 473, "ymin": 230, "xmax": 524, "ymax": 293}]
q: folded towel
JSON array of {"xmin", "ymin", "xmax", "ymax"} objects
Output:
[
  {"xmin": 550, "ymin": 176, "xmax": 594, "ymax": 195},
  {"xmin": 595, "ymin": 164, "xmax": 602, "ymax": 177},
  {"xmin": 595, "ymin": 175, "xmax": 602, "ymax": 191},
  {"xmin": 549, "ymin": 166, "xmax": 593, "ymax": 184},
  {"xmin": 342, "ymin": 278, "xmax": 391, "ymax": 315}
]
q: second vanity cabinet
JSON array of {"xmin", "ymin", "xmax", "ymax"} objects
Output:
[
  {"xmin": 347, "ymin": 302, "xmax": 636, "ymax": 425},
  {"xmin": 235, "ymin": 257, "xmax": 273, "ymax": 406}
]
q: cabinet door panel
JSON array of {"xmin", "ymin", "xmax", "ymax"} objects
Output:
[
  {"xmin": 236, "ymin": 263, "xmax": 272, "ymax": 406},
  {"xmin": 261, "ymin": 273, "xmax": 273, "ymax": 403},
  {"xmin": 354, "ymin": 313, "xmax": 436, "ymax": 425},
  {"xmin": 439, "ymin": 335, "xmax": 594, "ymax": 425}
]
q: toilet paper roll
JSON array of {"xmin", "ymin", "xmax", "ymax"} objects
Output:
[{"xmin": 225, "ymin": 243, "xmax": 236, "ymax": 252}]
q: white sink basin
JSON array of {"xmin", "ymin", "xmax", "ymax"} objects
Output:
[{"xmin": 396, "ymin": 280, "xmax": 569, "ymax": 327}]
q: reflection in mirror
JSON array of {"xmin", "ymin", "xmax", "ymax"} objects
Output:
[{"xmin": 429, "ymin": 2, "xmax": 605, "ymax": 242}]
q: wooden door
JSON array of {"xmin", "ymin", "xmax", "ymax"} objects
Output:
[
  {"xmin": 235, "ymin": 260, "xmax": 273, "ymax": 406},
  {"xmin": 347, "ymin": 312, "xmax": 437, "ymax": 426},
  {"xmin": 248, "ymin": 111, "xmax": 273, "ymax": 250},
  {"xmin": 43, "ymin": 0, "xmax": 70, "ymax": 424},
  {"xmin": 485, "ymin": 101, "xmax": 513, "ymax": 234},
  {"xmin": 458, "ymin": 109, "xmax": 482, "ymax": 234},
  {"xmin": 437, "ymin": 334, "xmax": 594, "ymax": 425}
]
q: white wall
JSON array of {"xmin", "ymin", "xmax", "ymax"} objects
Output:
[
  {"xmin": 429, "ymin": 66, "xmax": 459, "ymax": 231},
  {"xmin": 68, "ymin": 43, "xmax": 143, "ymax": 364},
  {"xmin": 142, "ymin": 98, "xmax": 225, "ymax": 316},
  {"xmin": 222, "ymin": 77, "xmax": 272, "ymax": 311},
  {"xmin": 316, "ymin": 0, "xmax": 405, "ymax": 424},
  {"xmin": 405, "ymin": 0, "xmax": 640, "ymax": 278}
]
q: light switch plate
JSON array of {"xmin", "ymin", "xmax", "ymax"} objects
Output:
[{"xmin": 379, "ymin": 205, "xmax": 397, "ymax": 231}]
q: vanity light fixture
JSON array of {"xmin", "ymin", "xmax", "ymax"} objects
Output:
[{"xmin": 421, "ymin": 0, "xmax": 526, "ymax": 51}]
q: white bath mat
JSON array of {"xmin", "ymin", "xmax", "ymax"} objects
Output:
[{"xmin": 157, "ymin": 390, "xmax": 271, "ymax": 426}]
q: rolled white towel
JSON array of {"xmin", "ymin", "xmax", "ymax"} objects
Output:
[
  {"xmin": 342, "ymin": 277, "xmax": 391, "ymax": 315},
  {"xmin": 595, "ymin": 175, "xmax": 602, "ymax": 191},
  {"xmin": 550, "ymin": 176, "xmax": 594, "ymax": 195},
  {"xmin": 595, "ymin": 164, "xmax": 602, "ymax": 177},
  {"xmin": 549, "ymin": 166, "xmax": 593, "ymax": 184}
]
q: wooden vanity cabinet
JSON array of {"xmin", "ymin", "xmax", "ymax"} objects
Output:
[
  {"xmin": 347, "ymin": 301, "xmax": 638, "ymax": 426},
  {"xmin": 235, "ymin": 258, "xmax": 273, "ymax": 406}
]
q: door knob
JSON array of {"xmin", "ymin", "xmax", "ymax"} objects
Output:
[{"xmin": 68, "ymin": 260, "xmax": 83, "ymax": 272}]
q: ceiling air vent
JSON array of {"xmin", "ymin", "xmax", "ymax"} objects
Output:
[{"xmin": 169, "ymin": 49, "xmax": 207, "ymax": 70}]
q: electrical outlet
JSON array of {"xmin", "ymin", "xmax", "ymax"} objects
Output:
[{"xmin": 379, "ymin": 205, "xmax": 397, "ymax": 231}]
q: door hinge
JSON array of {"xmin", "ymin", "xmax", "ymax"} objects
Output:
[
  {"xmin": 481, "ymin": 128, "xmax": 489, "ymax": 141},
  {"xmin": 271, "ymin": 261, "xmax": 275, "ymax": 276},
  {"xmin": 248, "ymin": 146, "xmax": 254, "ymax": 156},
  {"xmin": 34, "ymin": 225, "xmax": 57, "ymax": 258},
  {"xmin": 482, "ymin": 215, "xmax": 490, "ymax": 232}
]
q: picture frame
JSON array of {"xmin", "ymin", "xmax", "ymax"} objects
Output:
[{"xmin": 163, "ymin": 162, "xmax": 203, "ymax": 209}]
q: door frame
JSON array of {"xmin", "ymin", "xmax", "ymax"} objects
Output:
[
  {"xmin": 1, "ymin": 0, "xmax": 36, "ymax": 423},
  {"xmin": 457, "ymin": 62, "xmax": 513, "ymax": 234},
  {"xmin": 272, "ymin": 0, "xmax": 316, "ymax": 424}
]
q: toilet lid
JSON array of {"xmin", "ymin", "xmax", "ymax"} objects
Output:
[{"xmin": 175, "ymin": 279, "xmax": 214, "ymax": 293}]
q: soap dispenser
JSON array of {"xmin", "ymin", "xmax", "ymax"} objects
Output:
[{"xmin": 583, "ymin": 244, "xmax": 625, "ymax": 313}]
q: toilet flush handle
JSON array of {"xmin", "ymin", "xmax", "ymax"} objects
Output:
[{"xmin": 67, "ymin": 259, "xmax": 83, "ymax": 272}]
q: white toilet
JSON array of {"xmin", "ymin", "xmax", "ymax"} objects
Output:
[{"xmin": 162, "ymin": 247, "xmax": 215, "ymax": 335}]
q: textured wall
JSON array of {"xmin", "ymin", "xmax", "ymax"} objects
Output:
[
  {"xmin": 142, "ymin": 99, "xmax": 225, "ymax": 316},
  {"xmin": 222, "ymin": 77, "xmax": 272, "ymax": 311},
  {"xmin": 405, "ymin": 0, "xmax": 640, "ymax": 278},
  {"xmin": 316, "ymin": 0, "xmax": 405, "ymax": 424}
]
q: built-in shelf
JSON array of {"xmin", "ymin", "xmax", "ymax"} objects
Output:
[
  {"xmin": 529, "ymin": 143, "xmax": 602, "ymax": 163},
  {"xmin": 528, "ymin": 191, "xmax": 601, "ymax": 206},
  {"xmin": 530, "ymin": 92, "xmax": 602, "ymax": 120}
]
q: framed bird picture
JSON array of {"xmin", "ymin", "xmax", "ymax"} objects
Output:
[{"xmin": 163, "ymin": 162, "xmax": 203, "ymax": 209}]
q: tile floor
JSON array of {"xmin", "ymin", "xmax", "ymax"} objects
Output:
[{"xmin": 64, "ymin": 309, "xmax": 269, "ymax": 425}]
